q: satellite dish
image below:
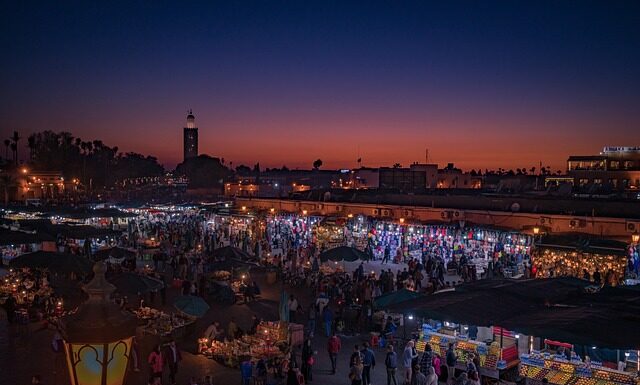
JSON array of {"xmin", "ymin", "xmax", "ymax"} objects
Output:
[{"xmin": 510, "ymin": 202, "xmax": 521, "ymax": 212}]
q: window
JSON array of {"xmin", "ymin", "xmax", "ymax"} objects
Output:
[
  {"xmin": 579, "ymin": 179, "xmax": 588, "ymax": 186},
  {"xmin": 593, "ymin": 179, "xmax": 602, "ymax": 185},
  {"xmin": 609, "ymin": 161, "xmax": 620, "ymax": 170}
]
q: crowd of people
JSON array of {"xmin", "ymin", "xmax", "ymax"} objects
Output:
[{"xmin": 8, "ymin": 207, "xmax": 635, "ymax": 385}]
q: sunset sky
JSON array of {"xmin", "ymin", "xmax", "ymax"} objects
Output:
[{"xmin": 1, "ymin": 1, "xmax": 639, "ymax": 171}]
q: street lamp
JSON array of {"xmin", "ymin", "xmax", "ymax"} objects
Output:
[
  {"xmin": 533, "ymin": 227, "xmax": 540, "ymax": 235},
  {"xmin": 62, "ymin": 262, "xmax": 137, "ymax": 385},
  {"xmin": 632, "ymin": 232, "xmax": 639, "ymax": 244}
]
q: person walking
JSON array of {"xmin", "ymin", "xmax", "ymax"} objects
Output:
[
  {"xmin": 323, "ymin": 306, "xmax": 334, "ymax": 337},
  {"xmin": 163, "ymin": 340, "xmax": 182, "ymax": 385},
  {"xmin": 350, "ymin": 355, "xmax": 364, "ymax": 385},
  {"xmin": 425, "ymin": 366, "xmax": 438, "ymax": 385},
  {"xmin": 307, "ymin": 304, "xmax": 316, "ymax": 337},
  {"xmin": 385, "ymin": 344, "xmax": 398, "ymax": 385},
  {"xmin": 288, "ymin": 295, "xmax": 299, "ymax": 323},
  {"xmin": 433, "ymin": 353, "xmax": 442, "ymax": 378},
  {"xmin": 415, "ymin": 364, "xmax": 428, "ymax": 385},
  {"xmin": 419, "ymin": 343, "xmax": 434, "ymax": 375},
  {"xmin": 327, "ymin": 332, "xmax": 342, "ymax": 374},
  {"xmin": 446, "ymin": 343, "xmax": 457, "ymax": 384},
  {"xmin": 147, "ymin": 345, "xmax": 164, "ymax": 381},
  {"xmin": 301, "ymin": 339, "xmax": 314, "ymax": 382},
  {"xmin": 403, "ymin": 341, "xmax": 418, "ymax": 384},
  {"xmin": 361, "ymin": 342, "xmax": 376, "ymax": 385},
  {"xmin": 350, "ymin": 345, "xmax": 363, "ymax": 367}
]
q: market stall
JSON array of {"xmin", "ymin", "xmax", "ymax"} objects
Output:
[
  {"xmin": 132, "ymin": 306, "xmax": 195, "ymax": 338},
  {"xmin": 532, "ymin": 235, "xmax": 628, "ymax": 284},
  {"xmin": 519, "ymin": 340, "xmax": 638, "ymax": 385},
  {"xmin": 198, "ymin": 321, "xmax": 290, "ymax": 368},
  {"xmin": 416, "ymin": 323, "xmax": 520, "ymax": 380}
]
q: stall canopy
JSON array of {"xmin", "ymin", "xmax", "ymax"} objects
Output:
[
  {"xmin": 93, "ymin": 246, "xmax": 137, "ymax": 261},
  {"xmin": 0, "ymin": 228, "xmax": 56, "ymax": 245},
  {"xmin": 211, "ymin": 246, "xmax": 253, "ymax": 261},
  {"xmin": 174, "ymin": 295, "xmax": 210, "ymax": 318},
  {"xmin": 319, "ymin": 246, "xmax": 368, "ymax": 262},
  {"xmin": 9, "ymin": 251, "xmax": 94, "ymax": 274},
  {"xmin": 535, "ymin": 234, "xmax": 628, "ymax": 256},
  {"xmin": 107, "ymin": 272, "xmax": 164, "ymax": 296},
  {"xmin": 373, "ymin": 288, "xmax": 424, "ymax": 309},
  {"xmin": 39, "ymin": 208, "xmax": 137, "ymax": 219},
  {"xmin": 387, "ymin": 278, "xmax": 640, "ymax": 349},
  {"xmin": 1, "ymin": 219, "xmax": 119, "ymax": 239}
]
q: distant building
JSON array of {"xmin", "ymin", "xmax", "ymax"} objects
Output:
[
  {"xmin": 351, "ymin": 167, "xmax": 380, "ymax": 188},
  {"xmin": 379, "ymin": 167, "xmax": 426, "ymax": 190},
  {"xmin": 183, "ymin": 110, "xmax": 198, "ymax": 161},
  {"xmin": 436, "ymin": 163, "xmax": 479, "ymax": 189},
  {"xmin": 567, "ymin": 146, "xmax": 640, "ymax": 190},
  {"xmin": 377, "ymin": 163, "xmax": 479, "ymax": 190},
  {"xmin": 12, "ymin": 170, "xmax": 78, "ymax": 202},
  {"xmin": 409, "ymin": 163, "xmax": 438, "ymax": 188}
]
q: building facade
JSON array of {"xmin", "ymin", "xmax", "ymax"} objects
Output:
[
  {"xmin": 183, "ymin": 110, "xmax": 198, "ymax": 161},
  {"xmin": 568, "ymin": 146, "xmax": 640, "ymax": 190}
]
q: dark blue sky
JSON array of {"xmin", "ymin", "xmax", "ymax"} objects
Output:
[{"xmin": 1, "ymin": 1, "xmax": 639, "ymax": 170}]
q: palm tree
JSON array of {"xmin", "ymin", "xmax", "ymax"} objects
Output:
[
  {"xmin": 0, "ymin": 173, "xmax": 17, "ymax": 206},
  {"xmin": 3, "ymin": 139, "xmax": 9, "ymax": 160},
  {"xmin": 27, "ymin": 135, "xmax": 36, "ymax": 161},
  {"xmin": 10, "ymin": 143, "xmax": 17, "ymax": 165},
  {"xmin": 10, "ymin": 131, "xmax": 20, "ymax": 164}
]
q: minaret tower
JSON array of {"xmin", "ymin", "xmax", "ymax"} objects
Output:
[{"xmin": 183, "ymin": 109, "xmax": 198, "ymax": 161}]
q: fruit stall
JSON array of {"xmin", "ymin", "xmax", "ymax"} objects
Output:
[
  {"xmin": 519, "ymin": 350, "xmax": 639, "ymax": 385},
  {"xmin": 416, "ymin": 324, "xmax": 520, "ymax": 380}
]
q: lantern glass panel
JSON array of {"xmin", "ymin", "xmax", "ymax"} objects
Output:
[{"xmin": 65, "ymin": 337, "xmax": 132, "ymax": 385}]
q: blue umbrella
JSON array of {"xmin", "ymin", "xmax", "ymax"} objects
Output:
[{"xmin": 173, "ymin": 295, "xmax": 210, "ymax": 318}]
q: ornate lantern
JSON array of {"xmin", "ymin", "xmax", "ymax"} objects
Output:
[{"xmin": 62, "ymin": 262, "xmax": 137, "ymax": 385}]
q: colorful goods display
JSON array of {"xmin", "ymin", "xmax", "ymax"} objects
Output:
[
  {"xmin": 520, "ymin": 352, "xmax": 638, "ymax": 385},
  {"xmin": 0, "ymin": 270, "xmax": 53, "ymax": 306},
  {"xmin": 133, "ymin": 307, "xmax": 194, "ymax": 336},
  {"xmin": 532, "ymin": 249, "xmax": 626, "ymax": 284},
  {"xmin": 199, "ymin": 321, "xmax": 289, "ymax": 368},
  {"xmin": 417, "ymin": 329, "xmax": 504, "ymax": 373}
]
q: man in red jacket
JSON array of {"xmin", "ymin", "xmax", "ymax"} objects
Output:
[{"xmin": 327, "ymin": 332, "xmax": 342, "ymax": 374}]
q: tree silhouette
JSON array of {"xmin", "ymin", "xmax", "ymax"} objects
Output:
[
  {"xmin": 392, "ymin": 163, "xmax": 402, "ymax": 169},
  {"xmin": 10, "ymin": 131, "xmax": 20, "ymax": 164},
  {"xmin": 313, "ymin": 159, "xmax": 323, "ymax": 170},
  {"xmin": 0, "ymin": 173, "xmax": 17, "ymax": 206},
  {"xmin": 3, "ymin": 139, "xmax": 9, "ymax": 160}
]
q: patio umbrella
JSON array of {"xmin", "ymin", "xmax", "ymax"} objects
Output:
[
  {"xmin": 319, "ymin": 246, "xmax": 368, "ymax": 262},
  {"xmin": 93, "ymin": 246, "xmax": 137, "ymax": 261},
  {"xmin": 108, "ymin": 272, "xmax": 164, "ymax": 296},
  {"xmin": 373, "ymin": 288, "xmax": 424, "ymax": 309},
  {"xmin": 173, "ymin": 295, "xmax": 210, "ymax": 318},
  {"xmin": 9, "ymin": 251, "xmax": 93, "ymax": 275},
  {"xmin": 211, "ymin": 246, "xmax": 252, "ymax": 261}
]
